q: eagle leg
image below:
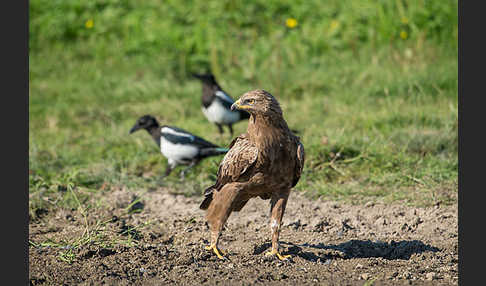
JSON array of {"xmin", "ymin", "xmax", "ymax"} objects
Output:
[
  {"xmin": 265, "ymin": 189, "xmax": 291, "ymax": 261},
  {"xmin": 265, "ymin": 249, "xmax": 291, "ymax": 261},
  {"xmin": 204, "ymin": 244, "xmax": 226, "ymax": 260},
  {"xmin": 204, "ymin": 184, "xmax": 241, "ymax": 260}
]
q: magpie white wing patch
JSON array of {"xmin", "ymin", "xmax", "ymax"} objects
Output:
[
  {"xmin": 161, "ymin": 125, "xmax": 220, "ymax": 149},
  {"xmin": 161, "ymin": 127, "xmax": 195, "ymax": 141},
  {"xmin": 214, "ymin": 90, "xmax": 235, "ymax": 105}
]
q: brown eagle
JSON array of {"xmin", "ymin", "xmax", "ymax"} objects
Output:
[{"xmin": 200, "ymin": 89, "xmax": 305, "ymax": 260}]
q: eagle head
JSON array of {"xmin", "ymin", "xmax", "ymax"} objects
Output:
[{"xmin": 231, "ymin": 89, "xmax": 283, "ymax": 117}]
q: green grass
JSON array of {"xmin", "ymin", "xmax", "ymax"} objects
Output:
[{"xmin": 29, "ymin": 0, "xmax": 458, "ymax": 220}]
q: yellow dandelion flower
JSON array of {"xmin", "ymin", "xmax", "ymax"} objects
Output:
[
  {"xmin": 401, "ymin": 17, "xmax": 409, "ymax": 25},
  {"xmin": 400, "ymin": 30, "xmax": 408, "ymax": 40},
  {"xmin": 329, "ymin": 19, "xmax": 340, "ymax": 33},
  {"xmin": 85, "ymin": 19, "xmax": 94, "ymax": 29},
  {"xmin": 286, "ymin": 18, "xmax": 298, "ymax": 29}
]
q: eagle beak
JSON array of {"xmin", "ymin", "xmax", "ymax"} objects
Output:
[{"xmin": 231, "ymin": 99, "xmax": 241, "ymax": 111}]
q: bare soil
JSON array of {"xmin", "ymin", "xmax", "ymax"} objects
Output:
[{"xmin": 29, "ymin": 187, "xmax": 458, "ymax": 285}]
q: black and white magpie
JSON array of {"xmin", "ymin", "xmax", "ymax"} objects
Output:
[
  {"xmin": 129, "ymin": 115, "xmax": 228, "ymax": 179},
  {"xmin": 192, "ymin": 73, "xmax": 250, "ymax": 136}
]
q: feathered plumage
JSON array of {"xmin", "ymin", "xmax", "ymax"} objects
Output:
[
  {"xmin": 129, "ymin": 115, "xmax": 228, "ymax": 179},
  {"xmin": 200, "ymin": 90, "xmax": 305, "ymax": 260},
  {"xmin": 192, "ymin": 73, "xmax": 250, "ymax": 136}
]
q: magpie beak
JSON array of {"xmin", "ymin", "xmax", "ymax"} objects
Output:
[
  {"xmin": 129, "ymin": 125, "xmax": 140, "ymax": 134},
  {"xmin": 191, "ymin": 73, "xmax": 203, "ymax": 80}
]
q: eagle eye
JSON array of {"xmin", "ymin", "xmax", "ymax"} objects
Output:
[{"xmin": 246, "ymin": 99, "xmax": 255, "ymax": 105}]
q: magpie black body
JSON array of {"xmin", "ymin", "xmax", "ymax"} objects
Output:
[{"xmin": 129, "ymin": 115, "xmax": 228, "ymax": 179}]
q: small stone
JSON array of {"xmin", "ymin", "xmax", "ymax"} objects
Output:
[
  {"xmin": 361, "ymin": 273, "xmax": 370, "ymax": 280},
  {"xmin": 388, "ymin": 271, "xmax": 398, "ymax": 279},
  {"xmin": 355, "ymin": 263, "xmax": 364, "ymax": 269},
  {"xmin": 426, "ymin": 272, "xmax": 437, "ymax": 280},
  {"xmin": 365, "ymin": 201, "xmax": 375, "ymax": 207},
  {"xmin": 285, "ymin": 219, "xmax": 302, "ymax": 230},
  {"xmin": 401, "ymin": 223, "xmax": 411, "ymax": 231},
  {"xmin": 309, "ymin": 217, "xmax": 322, "ymax": 228},
  {"xmin": 401, "ymin": 271, "xmax": 412, "ymax": 279},
  {"xmin": 375, "ymin": 217, "xmax": 387, "ymax": 226},
  {"xmin": 412, "ymin": 217, "xmax": 423, "ymax": 226}
]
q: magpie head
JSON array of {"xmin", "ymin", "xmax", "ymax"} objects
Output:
[
  {"xmin": 191, "ymin": 73, "xmax": 217, "ymax": 85},
  {"xmin": 129, "ymin": 115, "xmax": 159, "ymax": 134}
]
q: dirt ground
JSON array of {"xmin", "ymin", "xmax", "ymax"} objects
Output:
[{"xmin": 29, "ymin": 186, "xmax": 458, "ymax": 285}]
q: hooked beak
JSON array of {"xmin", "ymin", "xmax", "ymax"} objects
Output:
[{"xmin": 230, "ymin": 99, "xmax": 241, "ymax": 111}]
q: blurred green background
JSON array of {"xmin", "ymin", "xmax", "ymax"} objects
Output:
[{"xmin": 29, "ymin": 0, "xmax": 458, "ymax": 218}]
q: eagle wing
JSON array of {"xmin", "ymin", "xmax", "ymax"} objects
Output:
[
  {"xmin": 216, "ymin": 133, "xmax": 258, "ymax": 185},
  {"xmin": 199, "ymin": 133, "xmax": 258, "ymax": 209}
]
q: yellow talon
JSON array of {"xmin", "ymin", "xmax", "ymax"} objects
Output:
[
  {"xmin": 205, "ymin": 244, "xmax": 226, "ymax": 259},
  {"xmin": 265, "ymin": 249, "xmax": 291, "ymax": 261}
]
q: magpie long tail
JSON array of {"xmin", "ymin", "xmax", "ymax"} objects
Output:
[{"xmin": 199, "ymin": 147, "xmax": 229, "ymax": 158}]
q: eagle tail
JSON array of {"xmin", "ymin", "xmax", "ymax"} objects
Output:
[
  {"xmin": 199, "ymin": 187, "xmax": 214, "ymax": 210},
  {"xmin": 199, "ymin": 147, "xmax": 228, "ymax": 158},
  {"xmin": 200, "ymin": 183, "xmax": 219, "ymax": 210},
  {"xmin": 199, "ymin": 195, "xmax": 213, "ymax": 210}
]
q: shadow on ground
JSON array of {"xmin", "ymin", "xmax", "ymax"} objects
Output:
[{"xmin": 254, "ymin": 239, "xmax": 440, "ymax": 262}]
